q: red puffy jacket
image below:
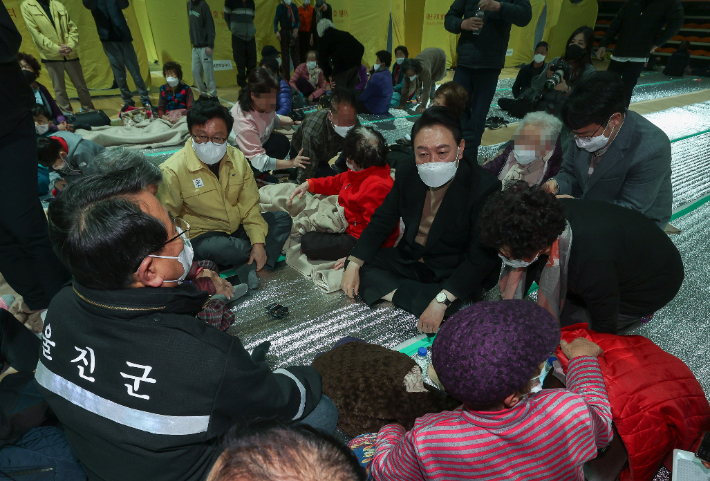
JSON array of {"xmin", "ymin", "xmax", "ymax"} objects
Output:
[
  {"xmin": 307, "ymin": 165, "xmax": 398, "ymax": 247},
  {"xmin": 556, "ymin": 325, "xmax": 710, "ymax": 480}
]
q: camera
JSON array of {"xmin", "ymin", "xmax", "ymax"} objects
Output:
[{"xmin": 544, "ymin": 59, "xmax": 572, "ymax": 90}]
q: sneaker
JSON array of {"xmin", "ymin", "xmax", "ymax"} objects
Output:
[
  {"xmin": 120, "ymin": 101, "xmax": 135, "ymax": 112},
  {"xmin": 485, "ymin": 116, "xmax": 509, "ymax": 130}
]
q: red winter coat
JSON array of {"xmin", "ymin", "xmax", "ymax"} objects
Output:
[
  {"xmin": 556, "ymin": 325, "xmax": 710, "ymax": 481},
  {"xmin": 307, "ymin": 165, "xmax": 398, "ymax": 247}
]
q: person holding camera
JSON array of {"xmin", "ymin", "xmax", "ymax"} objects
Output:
[{"xmin": 529, "ymin": 27, "xmax": 596, "ymax": 117}]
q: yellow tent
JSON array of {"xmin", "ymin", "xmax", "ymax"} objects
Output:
[
  {"xmin": 546, "ymin": 0, "xmax": 598, "ymax": 59},
  {"xmin": 505, "ymin": 0, "xmax": 546, "ymax": 67}
]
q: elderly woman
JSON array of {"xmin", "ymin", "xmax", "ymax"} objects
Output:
[
  {"xmin": 157, "ymin": 61, "xmax": 194, "ymax": 122},
  {"xmin": 482, "ymin": 112, "xmax": 563, "ymax": 189},
  {"xmin": 289, "ymin": 126, "xmax": 398, "ymax": 265}
]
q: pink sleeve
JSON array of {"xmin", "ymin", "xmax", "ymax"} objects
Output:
[
  {"xmin": 232, "ymin": 107, "xmax": 267, "ymax": 161},
  {"xmin": 566, "ymin": 357, "xmax": 614, "ymax": 449},
  {"xmin": 290, "ymin": 64, "xmax": 305, "ymax": 90},
  {"xmin": 372, "ymin": 424, "xmax": 425, "ymax": 481}
]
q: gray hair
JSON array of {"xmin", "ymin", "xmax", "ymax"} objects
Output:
[
  {"xmin": 317, "ymin": 19, "xmax": 334, "ymax": 38},
  {"xmin": 514, "ymin": 111, "xmax": 563, "ymax": 141},
  {"xmin": 93, "ymin": 149, "xmax": 163, "ymax": 188}
]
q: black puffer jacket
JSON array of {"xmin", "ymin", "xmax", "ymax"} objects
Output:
[
  {"xmin": 599, "ymin": 0, "xmax": 683, "ymax": 58},
  {"xmin": 445, "ymin": 0, "xmax": 532, "ymax": 70}
]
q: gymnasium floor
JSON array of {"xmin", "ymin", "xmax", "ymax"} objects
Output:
[{"xmin": 57, "ymin": 65, "xmax": 710, "ymax": 398}]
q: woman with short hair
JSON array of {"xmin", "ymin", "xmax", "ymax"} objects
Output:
[{"xmin": 157, "ymin": 61, "xmax": 194, "ymax": 122}]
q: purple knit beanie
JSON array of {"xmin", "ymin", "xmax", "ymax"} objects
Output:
[{"xmin": 432, "ymin": 300, "xmax": 561, "ymax": 406}]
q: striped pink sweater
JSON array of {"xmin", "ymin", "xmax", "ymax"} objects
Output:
[{"xmin": 372, "ymin": 357, "xmax": 612, "ymax": 481}]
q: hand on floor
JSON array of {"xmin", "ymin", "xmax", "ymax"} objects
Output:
[{"xmin": 341, "ymin": 263, "xmax": 360, "ymax": 298}]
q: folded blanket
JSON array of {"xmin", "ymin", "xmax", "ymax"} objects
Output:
[
  {"xmin": 259, "ymin": 183, "xmax": 348, "ymax": 293},
  {"xmin": 75, "ymin": 117, "xmax": 189, "ymax": 149}
]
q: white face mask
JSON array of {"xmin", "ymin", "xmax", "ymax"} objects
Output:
[
  {"xmin": 191, "ymin": 137, "xmax": 228, "ymax": 165},
  {"xmin": 35, "ymin": 123, "xmax": 49, "ymax": 135},
  {"xmin": 513, "ymin": 145, "xmax": 538, "ymax": 165},
  {"xmin": 416, "ymin": 148, "xmax": 459, "ymax": 188},
  {"xmin": 533, "ymin": 54, "xmax": 546, "ymax": 64},
  {"xmin": 409, "ymin": 75, "xmax": 417, "ymax": 82},
  {"xmin": 373, "ymin": 63, "xmax": 381, "ymax": 71},
  {"xmin": 346, "ymin": 160, "xmax": 361, "ymax": 171},
  {"xmin": 396, "ymin": 57, "xmax": 405, "ymax": 65},
  {"xmin": 574, "ymin": 115, "xmax": 615, "ymax": 153},
  {"xmin": 303, "ymin": 0, "xmax": 310, "ymax": 4},
  {"xmin": 530, "ymin": 359, "xmax": 553, "ymax": 394},
  {"xmin": 498, "ymin": 252, "xmax": 539, "ymax": 268},
  {"xmin": 166, "ymin": 76, "xmax": 179, "ymax": 87},
  {"xmin": 306, "ymin": 61, "xmax": 317, "ymax": 70},
  {"xmin": 284, "ymin": 0, "xmax": 292, "ymax": 5},
  {"xmin": 145, "ymin": 227, "xmax": 194, "ymax": 285},
  {"xmin": 329, "ymin": 112, "xmax": 353, "ymax": 138}
]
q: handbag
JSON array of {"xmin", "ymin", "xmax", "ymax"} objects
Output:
[{"xmin": 120, "ymin": 107, "xmax": 152, "ymax": 127}]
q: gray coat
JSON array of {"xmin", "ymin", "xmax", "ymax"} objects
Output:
[
  {"xmin": 53, "ymin": 131, "xmax": 105, "ymax": 182},
  {"xmin": 553, "ymin": 110, "xmax": 672, "ymax": 228}
]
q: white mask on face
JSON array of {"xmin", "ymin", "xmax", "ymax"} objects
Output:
[
  {"xmin": 533, "ymin": 54, "xmax": 546, "ymax": 64},
  {"xmin": 574, "ymin": 115, "xmax": 615, "ymax": 152},
  {"xmin": 191, "ymin": 137, "xmax": 227, "ymax": 165},
  {"xmin": 284, "ymin": 0, "xmax": 292, "ymax": 5},
  {"xmin": 530, "ymin": 359, "xmax": 553, "ymax": 394},
  {"xmin": 146, "ymin": 227, "xmax": 195, "ymax": 285},
  {"xmin": 166, "ymin": 76, "xmax": 179, "ymax": 87},
  {"xmin": 306, "ymin": 61, "xmax": 317, "ymax": 70},
  {"xmin": 35, "ymin": 123, "xmax": 49, "ymax": 135},
  {"xmin": 416, "ymin": 148, "xmax": 459, "ymax": 188},
  {"xmin": 329, "ymin": 112, "xmax": 353, "ymax": 138},
  {"xmin": 513, "ymin": 145, "xmax": 538, "ymax": 165},
  {"xmin": 396, "ymin": 57, "xmax": 405, "ymax": 65},
  {"xmin": 498, "ymin": 252, "xmax": 539, "ymax": 268},
  {"xmin": 373, "ymin": 63, "xmax": 381, "ymax": 71},
  {"xmin": 409, "ymin": 75, "xmax": 417, "ymax": 82},
  {"xmin": 303, "ymin": 0, "xmax": 310, "ymax": 4}
]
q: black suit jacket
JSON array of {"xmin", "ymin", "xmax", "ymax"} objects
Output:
[{"xmin": 351, "ymin": 155, "xmax": 502, "ymax": 300}]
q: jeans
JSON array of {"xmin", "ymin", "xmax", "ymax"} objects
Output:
[
  {"xmin": 101, "ymin": 41, "xmax": 150, "ymax": 104},
  {"xmin": 608, "ymin": 59, "xmax": 644, "ymax": 108},
  {"xmin": 232, "ymin": 36, "xmax": 257, "ymax": 87},
  {"xmin": 454, "ymin": 66, "xmax": 501, "ymax": 151},
  {"xmin": 299, "ymin": 395, "xmax": 339, "ymax": 434},
  {"xmin": 191, "ymin": 47, "xmax": 218, "ymax": 97}
]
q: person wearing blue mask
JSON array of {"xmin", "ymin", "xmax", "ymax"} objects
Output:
[{"xmin": 341, "ymin": 107, "xmax": 501, "ymax": 334}]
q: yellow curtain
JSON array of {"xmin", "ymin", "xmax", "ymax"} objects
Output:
[
  {"xmin": 420, "ymin": 0, "xmax": 458, "ymax": 68},
  {"xmin": 504, "ymin": 0, "xmax": 545, "ymax": 67},
  {"xmin": 405, "ymin": 0, "xmax": 426, "ymax": 59},
  {"xmin": 391, "ymin": 0, "xmax": 406, "ymax": 50},
  {"xmin": 546, "ymin": 0, "xmax": 598, "ymax": 59},
  {"xmin": 132, "ymin": 0, "xmax": 158, "ymax": 64},
  {"xmin": 8, "ymin": 0, "xmax": 151, "ymax": 97}
]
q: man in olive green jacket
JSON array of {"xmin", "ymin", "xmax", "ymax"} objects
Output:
[{"xmin": 21, "ymin": 0, "xmax": 94, "ymax": 113}]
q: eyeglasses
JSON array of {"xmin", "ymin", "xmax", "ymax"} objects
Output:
[
  {"xmin": 162, "ymin": 217, "xmax": 191, "ymax": 248},
  {"xmin": 191, "ymin": 133, "xmax": 228, "ymax": 145}
]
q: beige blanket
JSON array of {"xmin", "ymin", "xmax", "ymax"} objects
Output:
[
  {"xmin": 259, "ymin": 183, "xmax": 348, "ymax": 293},
  {"xmin": 75, "ymin": 117, "xmax": 190, "ymax": 149}
]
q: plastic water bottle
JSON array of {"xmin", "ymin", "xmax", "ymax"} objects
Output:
[
  {"xmin": 412, "ymin": 347, "xmax": 437, "ymax": 388},
  {"xmin": 472, "ymin": 7, "xmax": 485, "ymax": 36}
]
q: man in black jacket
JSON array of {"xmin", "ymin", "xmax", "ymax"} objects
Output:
[
  {"xmin": 341, "ymin": 108, "xmax": 501, "ymax": 334},
  {"xmin": 445, "ymin": 0, "xmax": 532, "ymax": 157},
  {"xmin": 317, "ymin": 19, "xmax": 364, "ymax": 90},
  {"xmin": 597, "ymin": 0, "xmax": 684, "ymax": 107},
  {"xmin": 83, "ymin": 0, "xmax": 153, "ymax": 112},
  {"xmin": 479, "ymin": 183, "xmax": 684, "ymax": 334},
  {"xmin": 38, "ymin": 170, "xmax": 335, "ymax": 481},
  {"xmin": 224, "ymin": 0, "xmax": 257, "ymax": 88},
  {"xmin": 0, "ymin": 6, "xmax": 70, "ymax": 317}
]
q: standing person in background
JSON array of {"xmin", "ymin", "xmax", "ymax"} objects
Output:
[
  {"xmin": 311, "ymin": 0, "xmax": 332, "ymax": 51},
  {"xmin": 83, "ymin": 0, "xmax": 153, "ymax": 112},
  {"xmin": 273, "ymin": 0, "xmax": 300, "ymax": 79},
  {"xmin": 445, "ymin": 0, "xmax": 532, "ymax": 157},
  {"xmin": 224, "ymin": 0, "xmax": 256, "ymax": 88},
  {"xmin": 0, "ymin": 6, "xmax": 70, "ymax": 320},
  {"xmin": 597, "ymin": 0, "xmax": 683, "ymax": 108},
  {"xmin": 188, "ymin": 0, "xmax": 217, "ymax": 98},
  {"xmin": 396, "ymin": 47, "xmax": 447, "ymax": 112},
  {"xmin": 317, "ymin": 19, "xmax": 364, "ymax": 91},
  {"xmin": 21, "ymin": 0, "xmax": 95, "ymax": 114},
  {"xmin": 297, "ymin": 0, "xmax": 316, "ymax": 65}
]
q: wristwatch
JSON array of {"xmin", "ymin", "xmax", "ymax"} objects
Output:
[{"xmin": 435, "ymin": 291, "xmax": 452, "ymax": 307}]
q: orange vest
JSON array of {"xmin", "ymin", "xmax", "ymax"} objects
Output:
[{"xmin": 299, "ymin": 5, "xmax": 314, "ymax": 32}]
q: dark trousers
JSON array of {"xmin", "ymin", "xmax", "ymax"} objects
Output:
[
  {"xmin": 232, "ymin": 36, "xmax": 257, "ymax": 88},
  {"xmin": 298, "ymin": 31, "xmax": 313, "ymax": 66},
  {"xmin": 295, "ymin": 76, "xmax": 316, "ymax": 98},
  {"xmin": 332, "ymin": 65, "xmax": 361, "ymax": 91},
  {"xmin": 101, "ymin": 41, "xmax": 150, "ymax": 104},
  {"xmin": 358, "ymin": 248, "xmax": 470, "ymax": 317},
  {"xmin": 608, "ymin": 60, "xmax": 644, "ymax": 108},
  {"xmin": 191, "ymin": 211, "xmax": 292, "ymax": 271},
  {"xmin": 454, "ymin": 66, "xmax": 501, "ymax": 149},
  {"xmin": 264, "ymin": 131, "xmax": 291, "ymax": 159},
  {"xmin": 560, "ymin": 294, "xmax": 646, "ymax": 334},
  {"xmin": 301, "ymin": 232, "xmax": 357, "ymax": 261},
  {"xmin": 280, "ymin": 30, "xmax": 300, "ymax": 79},
  {"xmin": 0, "ymin": 116, "xmax": 70, "ymax": 310},
  {"xmin": 355, "ymin": 99, "xmax": 372, "ymax": 115}
]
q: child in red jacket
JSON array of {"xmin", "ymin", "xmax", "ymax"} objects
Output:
[{"xmin": 289, "ymin": 126, "xmax": 398, "ymax": 266}]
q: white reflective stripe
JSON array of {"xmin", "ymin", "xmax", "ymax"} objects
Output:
[
  {"xmin": 35, "ymin": 361, "xmax": 210, "ymax": 436},
  {"xmin": 273, "ymin": 369, "xmax": 306, "ymax": 420}
]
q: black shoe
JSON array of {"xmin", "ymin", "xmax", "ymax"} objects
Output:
[
  {"xmin": 485, "ymin": 116, "xmax": 509, "ymax": 130},
  {"xmin": 120, "ymin": 101, "xmax": 135, "ymax": 112}
]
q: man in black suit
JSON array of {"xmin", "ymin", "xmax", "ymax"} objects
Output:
[
  {"xmin": 341, "ymin": 108, "xmax": 501, "ymax": 333},
  {"xmin": 479, "ymin": 183, "xmax": 684, "ymax": 334}
]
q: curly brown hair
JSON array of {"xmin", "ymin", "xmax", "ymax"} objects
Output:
[
  {"xmin": 478, "ymin": 181, "xmax": 567, "ymax": 259},
  {"xmin": 17, "ymin": 52, "xmax": 41, "ymax": 75},
  {"xmin": 313, "ymin": 342, "xmax": 460, "ymax": 437}
]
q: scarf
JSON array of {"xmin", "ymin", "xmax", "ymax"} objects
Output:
[
  {"xmin": 499, "ymin": 149, "xmax": 552, "ymax": 189},
  {"xmin": 499, "ymin": 221, "xmax": 573, "ymax": 320},
  {"xmin": 307, "ymin": 65, "xmax": 321, "ymax": 88}
]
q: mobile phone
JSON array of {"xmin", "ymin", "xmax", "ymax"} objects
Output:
[{"xmin": 696, "ymin": 432, "xmax": 710, "ymax": 462}]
